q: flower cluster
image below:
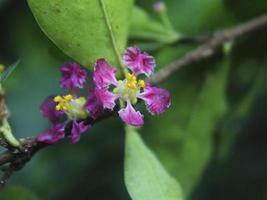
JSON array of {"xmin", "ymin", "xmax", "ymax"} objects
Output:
[
  {"xmin": 37, "ymin": 47, "xmax": 171, "ymax": 144},
  {"xmin": 85, "ymin": 47, "xmax": 171, "ymax": 127},
  {"xmin": 37, "ymin": 64, "xmax": 90, "ymax": 144}
]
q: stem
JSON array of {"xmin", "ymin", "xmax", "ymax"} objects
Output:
[
  {"xmin": 149, "ymin": 13, "xmax": 267, "ymax": 84},
  {"xmin": 0, "ymin": 119, "xmax": 20, "ymax": 148}
]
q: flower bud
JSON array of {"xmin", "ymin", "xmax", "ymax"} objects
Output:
[{"xmin": 153, "ymin": 1, "xmax": 166, "ymax": 13}]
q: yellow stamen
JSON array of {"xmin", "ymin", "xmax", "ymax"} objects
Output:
[
  {"xmin": 125, "ymin": 73, "xmax": 142, "ymax": 90},
  {"xmin": 54, "ymin": 96, "xmax": 62, "ymax": 102},
  {"xmin": 138, "ymin": 80, "xmax": 145, "ymax": 88},
  {"xmin": 132, "ymin": 76, "xmax": 136, "ymax": 81},
  {"xmin": 127, "ymin": 82, "xmax": 136, "ymax": 89},
  {"xmin": 55, "ymin": 105, "xmax": 61, "ymax": 111},
  {"xmin": 54, "ymin": 94, "xmax": 73, "ymax": 111},
  {"xmin": 64, "ymin": 94, "xmax": 73, "ymax": 101},
  {"xmin": 126, "ymin": 73, "xmax": 137, "ymax": 81},
  {"xmin": 126, "ymin": 73, "xmax": 132, "ymax": 80}
]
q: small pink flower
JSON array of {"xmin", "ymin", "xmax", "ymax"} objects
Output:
[
  {"xmin": 118, "ymin": 101, "xmax": 144, "ymax": 127},
  {"xmin": 68, "ymin": 121, "xmax": 90, "ymax": 144},
  {"xmin": 38, "ymin": 94, "xmax": 90, "ymax": 144},
  {"xmin": 93, "ymin": 59, "xmax": 117, "ymax": 89},
  {"xmin": 60, "ymin": 63, "xmax": 87, "ymax": 89},
  {"xmin": 138, "ymin": 85, "xmax": 171, "ymax": 115},
  {"xmin": 123, "ymin": 47, "xmax": 155, "ymax": 76},
  {"xmin": 86, "ymin": 46, "xmax": 170, "ymax": 127}
]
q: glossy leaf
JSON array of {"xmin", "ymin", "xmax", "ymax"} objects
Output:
[
  {"xmin": 27, "ymin": 0, "xmax": 133, "ymax": 68},
  {"xmin": 141, "ymin": 58, "xmax": 229, "ymax": 197},
  {"xmin": 124, "ymin": 125, "xmax": 183, "ymax": 200},
  {"xmin": 130, "ymin": 6, "xmax": 179, "ymax": 43}
]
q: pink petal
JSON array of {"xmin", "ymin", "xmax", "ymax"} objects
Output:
[
  {"xmin": 60, "ymin": 63, "xmax": 87, "ymax": 89},
  {"xmin": 123, "ymin": 47, "xmax": 155, "ymax": 76},
  {"xmin": 36, "ymin": 123, "xmax": 65, "ymax": 144},
  {"xmin": 85, "ymin": 88, "xmax": 117, "ymax": 119},
  {"xmin": 118, "ymin": 102, "xmax": 144, "ymax": 127},
  {"xmin": 68, "ymin": 121, "xmax": 90, "ymax": 144},
  {"xmin": 40, "ymin": 96, "xmax": 63, "ymax": 123},
  {"xmin": 93, "ymin": 59, "xmax": 117, "ymax": 88},
  {"xmin": 138, "ymin": 85, "xmax": 171, "ymax": 115}
]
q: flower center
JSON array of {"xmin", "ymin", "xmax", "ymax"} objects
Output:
[
  {"xmin": 126, "ymin": 73, "xmax": 145, "ymax": 89},
  {"xmin": 54, "ymin": 94, "xmax": 73, "ymax": 111},
  {"xmin": 113, "ymin": 73, "xmax": 145, "ymax": 104},
  {"xmin": 54, "ymin": 95, "xmax": 88, "ymax": 120}
]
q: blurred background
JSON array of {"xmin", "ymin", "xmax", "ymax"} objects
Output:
[{"xmin": 0, "ymin": 0, "xmax": 267, "ymax": 199}]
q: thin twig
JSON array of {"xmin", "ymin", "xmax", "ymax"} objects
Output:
[
  {"xmin": 0, "ymin": 13, "xmax": 267, "ymax": 189},
  {"xmin": 0, "ymin": 164, "xmax": 15, "ymax": 190},
  {"xmin": 148, "ymin": 13, "xmax": 267, "ymax": 84}
]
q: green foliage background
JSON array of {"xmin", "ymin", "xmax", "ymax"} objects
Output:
[{"xmin": 0, "ymin": 0, "xmax": 267, "ymax": 199}]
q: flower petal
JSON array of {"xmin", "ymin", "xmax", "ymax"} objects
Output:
[
  {"xmin": 40, "ymin": 96, "xmax": 63, "ymax": 123},
  {"xmin": 93, "ymin": 59, "xmax": 117, "ymax": 88},
  {"xmin": 84, "ymin": 90, "xmax": 103, "ymax": 119},
  {"xmin": 36, "ymin": 123, "xmax": 65, "ymax": 144},
  {"xmin": 60, "ymin": 62, "xmax": 87, "ymax": 89},
  {"xmin": 138, "ymin": 85, "xmax": 171, "ymax": 115},
  {"xmin": 68, "ymin": 121, "xmax": 90, "ymax": 144},
  {"xmin": 85, "ymin": 88, "xmax": 117, "ymax": 119},
  {"xmin": 118, "ymin": 102, "xmax": 144, "ymax": 127},
  {"xmin": 123, "ymin": 47, "xmax": 155, "ymax": 76}
]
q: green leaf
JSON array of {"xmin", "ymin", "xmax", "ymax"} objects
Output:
[
  {"xmin": 130, "ymin": 6, "xmax": 179, "ymax": 43},
  {"xmin": 161, "ymin": 0, "xmax": 235, "ymax": 34},
  {"xmin": 124, "ymin": 125, "xmax": 183, "ymax": 200},
  {"xmin": 27, "ymin": 0, "xmax": 133, "ymax": 68},
  {"xmin": 0, "ymin": 60, "xmax": 20, "ymax": 83},
  {"xmin": 141, "ymin": 57, "xmax": 229, "ymax": 197}
]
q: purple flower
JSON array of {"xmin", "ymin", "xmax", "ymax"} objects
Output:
[
  {"xmin": 118, "ymin": 101, "xmax": 144, "ymax": 127},
  {"xmin": 93, "ymin": 59, "xmax": 117, "ymax": 88},
  {"xmin": 86, "ymin": 46, "xmax": 171, "ymax": 127},
  {"xmin": 36, "ymin": 123, "xmax": 65, "ymax": 144},
  {"xmin": 37, "ymin": 120, "xmax": 90, "ymax": 144},
  {"xmin": 38, "ymin": 94, "xmax": 90, "ymax": 144},
  {"xmin": 40, "ymin": 96, "xmax": 63, "ymax": 123},
  {"xmin": 68, "ymin": 121, "xmax": 90, "ymax": 144},
  {"xmin": 123, "ymin": 47, "xmax": 155, "ymax": 76},
  {"xmin": 85, "ymin": 88, "xmax": 117, "ymax": 119},
  {"xmin": 84, "ymin": 89, "xmax": 103, "ymax": 119},
  {"xmin": 138, "ymin": 85, "xmax": 171, "ymax": 115},
  {"xmin": 60, "ymin": 63, "xmax": 87, "ymax": 89}
]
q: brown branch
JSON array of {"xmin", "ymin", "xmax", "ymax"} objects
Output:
[
  {"xmin": 1, "ymin": 13, "xmax": 267, "ymax": 190},
  {"xmin": 0, "ymin": 165, "xmax": 15, "ymax": 190},
  {"xmin": 148, "ymin": 13, "xmax": 267, "ymax": 84}
]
